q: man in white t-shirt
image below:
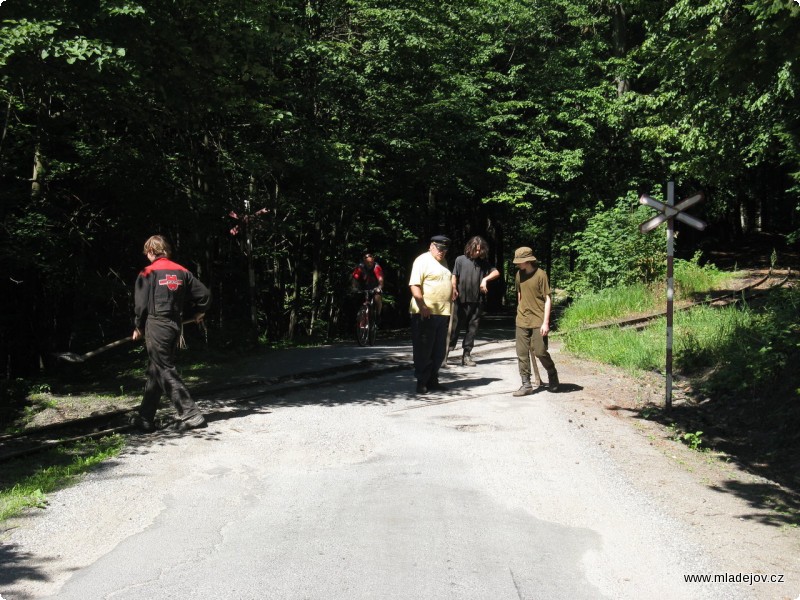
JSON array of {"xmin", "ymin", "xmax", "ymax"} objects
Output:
[{"xmin": 409, "ymin": 235, "xmax": 455, "ymax": 394}]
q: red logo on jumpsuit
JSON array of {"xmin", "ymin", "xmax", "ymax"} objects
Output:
[{"xmin": 158, "ymin": 274, "xmax": 183, "ymax": 291}]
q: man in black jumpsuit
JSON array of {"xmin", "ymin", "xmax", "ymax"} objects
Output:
[{"xmin": 131, "ymin": 235, "xmax": 211, "ymax": 433}]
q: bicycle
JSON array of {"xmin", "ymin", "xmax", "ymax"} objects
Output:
[{"xmin": 355, "ymin": 288, "xmax": 379, "ymax": 346}]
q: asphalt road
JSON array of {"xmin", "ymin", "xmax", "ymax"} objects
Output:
[{"xmin": 0, "ymin": 318, "xmax": 794, "ymax": 599}]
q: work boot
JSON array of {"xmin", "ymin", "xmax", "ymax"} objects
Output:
[
  {"xmin": 512, "ymin": 382, "xmax": 534, "ymax": 397},
  {"xmin": 548, "ymin": 372, "xmax": 560, "ymax": 393},
  {"xmin": 461, "ymin": 353, "xmax": 476, "ymax": 367}
]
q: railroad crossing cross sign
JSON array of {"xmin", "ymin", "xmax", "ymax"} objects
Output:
[
  {"xmin": 639, "ymin": 192, "xmax": 706, "ymax": 233},
  {"xmin": 638, "ymin": 182, "xmax": 706, "ymax": 411}
]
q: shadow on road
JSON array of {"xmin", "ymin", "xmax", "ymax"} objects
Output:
[
  {"xmin": 608, "ymin": 392, "xmax": 800, "ymax": 527},
  {"xmin": 0, "ymin": 543, "xmax": 48, "ymax": 593},
  {"xmin": 708, "ymin": 480, "xmax": 800, "ymax": 528}
]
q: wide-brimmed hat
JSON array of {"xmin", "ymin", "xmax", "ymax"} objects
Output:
[{"xmin": 512, "ymin": 246, "xmax": 537, "ymax": 264}]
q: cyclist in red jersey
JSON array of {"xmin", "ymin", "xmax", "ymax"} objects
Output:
[{"xmin": 352, "ymin": 252, "xmax": 384, "ymax": 320}]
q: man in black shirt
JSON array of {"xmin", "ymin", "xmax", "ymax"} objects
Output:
[{"xmin": 449, "ymin": 236, "xmax": 500, "ymax": 366}]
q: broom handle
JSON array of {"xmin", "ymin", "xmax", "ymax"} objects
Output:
[{"xmin": 81, "ymin": 318, "xmax": 198, "ymax": 360}]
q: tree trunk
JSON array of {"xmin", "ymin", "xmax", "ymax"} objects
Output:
[
  {"xmin": 0, "ymin": 92, "xmax": 13, "ymax": 161},
  {"xmin": 612, "ymin": 3, "xmax": 630, "ymax": 96},
  {"xmin": 738, "ymin": 196, "xmax": 750, "ymax": 235},
  {"xmin": 286, "ymin": 231, "xmax": 303, "ymax": 340},
  {"xmin": 247, "ymin": 176, "xmax": 258, "ymax": 329},
  {"xmin": 31, "ymin": 143, "xmax": 44, "ymax": 200},
  {"xmin": 310, "ymin": 218, "xmax": 322, "ymax": 335},
  {"xmin": 486, "ymin": 216, "xmax": 505, "ymax": 311},
  {"xmin": 427, "ymin": 187, "xmax": 436, "ymax": 240}
]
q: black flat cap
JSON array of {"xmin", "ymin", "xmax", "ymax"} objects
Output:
[{"xmin": 430, "ymin": 235, "xmax": 451, "ymax": 246}]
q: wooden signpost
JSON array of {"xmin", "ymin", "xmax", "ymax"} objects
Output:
[{"xmin": 639, "ymin": 182, "xmax": 706, "ymax": 409}]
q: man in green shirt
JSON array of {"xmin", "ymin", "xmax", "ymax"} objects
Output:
[{"xmin": 512, "ymin": 246, "xmax": 559, "ymax": 396}]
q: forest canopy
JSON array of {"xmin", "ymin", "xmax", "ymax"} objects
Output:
[{"xmin": 1, "ymin": 0, "xmax": 798, "ymax": 377}]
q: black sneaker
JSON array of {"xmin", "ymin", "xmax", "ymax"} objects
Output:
[
  {"xmin": 415, "ymin": 383, "xmax": 428, "ymax": 395},
  {"xmin": 427, "ymin": 381, "xmax": 447, "ymax": 391},
  {"xmin": 129, "ymin": 414, "xmax": 155, "ymax": 433},
  {"xmin": 170, "ymin": 416, "xmax": 207, "ymax": 433}
]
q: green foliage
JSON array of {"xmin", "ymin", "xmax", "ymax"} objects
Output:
[
  {"xmin": 672, "ymin": 305, "xmax": 748, "ymax": 374},
  {"xmin": 673, "ymin": 251, "xmax": 731, "ymax": 297},
  {"xmin": 667, "ymin": 423, "xmax": 705, "ymax": 451},
  {"xmin": 630, "ymin": 0, "xmax": 800, "ymax": 239},
  {"xmin": 678, "ymin": 430, "xmax": 704, "ymax": 451},
  {"xmin": 565, "ymin": 283, "xmax": 800, "ymax": 411},
  {"xmin": 0, "ymin": 0, "xmax": 797, "ymax": 378},
  {"xmin": 678, "ymin": 288, "xmax": 800, "ymax": 400},
  {"xmin": 559, "ymin": 284, "xmax": 654, "ymax": 330},
  {"xmin": 560, "ymin": 253, "xmax": 731, "ymax": 330},
  {"xmin": 567, "ymin": 195, "xmax": 666, "ymax": 294},
  {"xmin": 563, "ymin": 324, "xmax": 664, "ymax": 374}
]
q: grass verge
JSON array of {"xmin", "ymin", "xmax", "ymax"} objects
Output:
[
  {"xmin": 564, "ymin": 287, "xmax": 799, "ymax": 397},
  {"xmin": 559, "ymin": 256, "xmax": 736, "ymax": 330},
  {"xmin": 0, "ymin": 435, "xmax": 125, "ymax": 522},
  {"xmin": 561, "ymin": 279, "xmax": 800, "ymax": 496}
]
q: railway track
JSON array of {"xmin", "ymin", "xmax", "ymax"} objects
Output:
[{"xmin": 561, "ymin": 268, "xmax": 791, "ymax": 334}]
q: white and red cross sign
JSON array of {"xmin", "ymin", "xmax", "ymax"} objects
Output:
[
  {"xmin": 637, "ymin": 183, "xmax": 707, "ymax": 410},
  {"xmin": 638, "ymin": 192, "xmax": 706, "ymax": 233}
]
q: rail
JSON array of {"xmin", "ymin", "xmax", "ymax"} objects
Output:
[{"xmin": 559, "ymin": 268, "xmax": 790, "ymax": 335}]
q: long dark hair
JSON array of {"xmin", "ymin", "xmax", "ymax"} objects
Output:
[{"xmin": 464, "ymin": 236, "xmax": 488, "ymax": 259}]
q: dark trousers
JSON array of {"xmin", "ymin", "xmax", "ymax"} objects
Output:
[
  {"xmin": 449, "ymin": 301, "xmax": 483, "ymax": 354},
  {"xmin": 139, "ymin": 317, "xmax": 202, "ymax": 423},
  {"xmin": 515, "ymin": 326, "xmax": 558, "ymax": 384},
  {"xmin": 411, "ymin": 313, "xmax": 449, "ymax": 386}
]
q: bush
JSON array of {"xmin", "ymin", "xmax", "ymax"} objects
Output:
[
  {"xmin": 673, "ymin": 251, "xmax": 729, "ymax": 297},
  {"xmin": 687, "ymin": 288, "xmax": 800, "ymax": 399},
  {"xmin": 567, "ymin": 195, "xmax": 665, "ymax": 294}
]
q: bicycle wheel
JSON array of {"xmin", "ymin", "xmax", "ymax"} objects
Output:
[
  {"xmin": 355, "ymin": 305, "xmax": 370, "ymax": 346},
  {"xmin": 367, "ymin": 305, "xmax": 377, "ymax": 345}
]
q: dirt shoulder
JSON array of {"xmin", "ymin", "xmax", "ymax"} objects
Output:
[{"xmin": 549, "ymin": 344, "xmax": 800, "ymax": 598}]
